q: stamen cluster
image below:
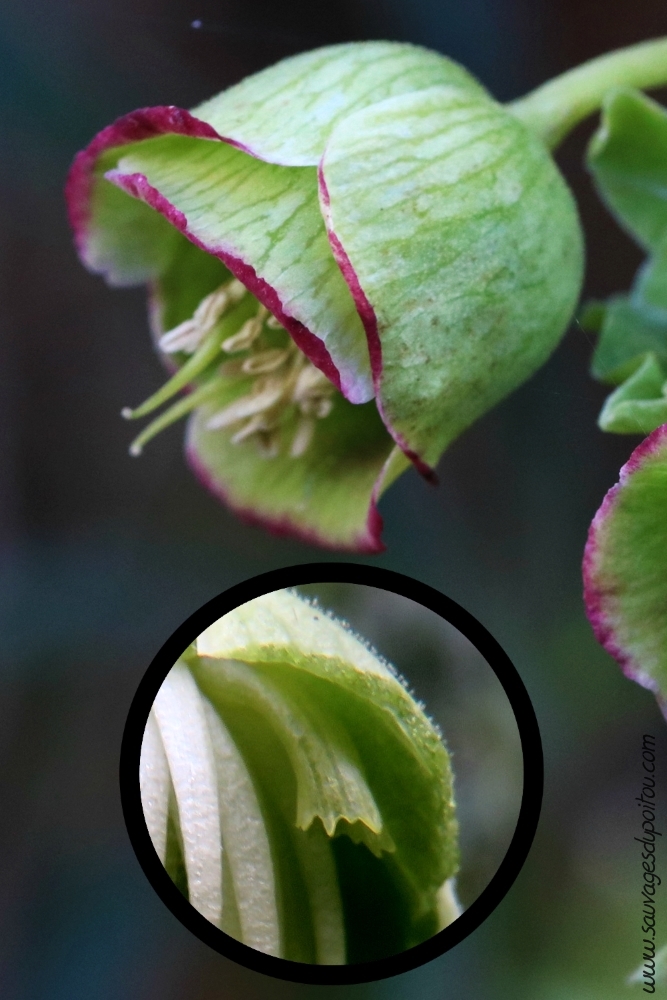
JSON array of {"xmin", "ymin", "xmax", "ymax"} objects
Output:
[
  {"xmin": 209, "ymin": 304, "xmax": 335, "ymax": 459},
  {"xmin": 124, "ymin": 279, "xmax": 337, "ymax": 459}
]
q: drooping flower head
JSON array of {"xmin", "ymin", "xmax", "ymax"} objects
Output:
[{"xmin": 67, "ymin": 42, "xmax": 583, "ymax": 551}]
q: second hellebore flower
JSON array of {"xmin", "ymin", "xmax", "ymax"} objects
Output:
[{"xmin": 67, "ymin": 42, "xmax": 583, "ymax": 551}]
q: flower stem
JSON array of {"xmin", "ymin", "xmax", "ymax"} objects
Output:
[{"xmin": 508, "ymin": 36, "xmax": 667, "ymax": 149}]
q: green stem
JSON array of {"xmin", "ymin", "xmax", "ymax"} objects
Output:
[{"xmin": 508, "ymin": 36, "xmax": 667, "ymax": 149}]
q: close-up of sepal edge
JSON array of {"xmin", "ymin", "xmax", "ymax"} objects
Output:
[{"xmin": 119, "ymin": 564, "xmax": 543, "ymax": 985}]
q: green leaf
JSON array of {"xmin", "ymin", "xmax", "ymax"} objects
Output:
[
  {"xmin": 584, "ymin": 88, "xmax": 667, "ymax": 437},
  {"xmin": 322, "ymin": 86, "xmax": 583, "ymax": 467},
  {"xmin": 584, "ymin": 424, "xmax": 667, "ymax": 718},
  {"xmin": 587, "ymin": 88, "xmax": 667, "ymax": 253},
  {"xmin": 193, "ymin": 41, "xmax": 487, "ymax": 167},
  {"xmin": 635, "ymin": 233, "xmax": 667, "ymax": 316},
  {"xmin": 589, "ymin": 294, "xmax": 667, "ymax": 385},
  {"xmin": 598, "ymin": 352, "xmax": 667, "ymax": 434}
]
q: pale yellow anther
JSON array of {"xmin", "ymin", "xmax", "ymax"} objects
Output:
[
  {"xmin": 290, "ymin": 416, "xmax": 316, "ymax": 458},
  {"xmin": 194, "ymin": 278, "xmax": 247, "ymax": 327},
  {"xmin": 221, "ymin": 318, "xmax": 263, "ymax": 354},
  {"xmin": 206, "ymin": 380, "xmax": 285, "ymax": 430},
  {"xmin": 292, "ymin": 364, "xmax": 335, "ymax": 404},
  {"xmin": 151, "ymin": 283, "xmax": 337, "ymax": 458},
  {"xmin": 159, "ymin": 279, "xmax": 248, "ymax": 355},
  {"xmin": 158, "ymin": 318, "xmax": 201, "ymax": 354},
  {"xmin": 241, "ymin": 349, "xmax": 289, "ymax": 375},
  {"xmin": 193, "ymin": 289, "xmax": 227, "ymax": 327},
  {"xmin": 230, "ymin": 412, "xmax": 276, "ymax": 445},
  {"xmin": 300, "ymin": 396, "xmax": 334, "ymax": 419}
]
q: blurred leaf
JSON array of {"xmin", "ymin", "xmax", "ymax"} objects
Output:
[
  {"xmin": 585, "ymin": 88, "xmax": 667, "ymax": 434},
  {"xmin": 587, "ymin": 88, "xmax": 667, "ymax": 252},
  {"xmin": 598, "ymin": 353, "xmax": 667, "ymax": 434}
]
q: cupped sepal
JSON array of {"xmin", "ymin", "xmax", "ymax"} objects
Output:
[
  {"xmin": 320, "ymin": 85, "xmax": 583, "ymax": 470},
  {"xmin": 186, "ymin": 394, "xmax": 399, "ymax": 554},
  {"xmin": 192, "ymin": 41, "xmax": 487, "ymax": 167},
  {"xmin": 583, "ymin": 424, "xmax": 667, "ymax": 717},
  {"xmin": 67, "ymin": 107, "xmax": 374, "ymax": 403}
]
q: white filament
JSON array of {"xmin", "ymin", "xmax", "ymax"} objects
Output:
[
  {"xmin": 153, "ymin": 663, "xmax": 222, "ymax": 925},
  {"xmin": 202, "ymin": 698, "xmax": 281, "ymax": 957},
  {"xmin": 296, "ymin": 827, "xmax": 346, "ymax": 965},
  {"xmin": 139, "ymin": 709, "xmax": 170, "ymax": 863}
]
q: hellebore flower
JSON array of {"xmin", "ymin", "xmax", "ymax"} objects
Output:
[
  {"xmin": 583, "ymin": 423, "xmax": 667, "ymax": 719},
  {"xmin": 139, "ymin": 589, "xmax": 459, "ymax": 963},
  {"xmin": 67, "ymin": 41, "xmax": 583, "ymax": 551}
]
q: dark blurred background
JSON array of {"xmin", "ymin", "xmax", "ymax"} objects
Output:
[{"xmin": 1, "ymin": 0, "xmax": 667, "ymax": 997}]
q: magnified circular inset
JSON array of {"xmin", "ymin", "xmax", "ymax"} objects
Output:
[{"xmin": 120, "ymin": 565, "xmax": 542, "ymax": 984}]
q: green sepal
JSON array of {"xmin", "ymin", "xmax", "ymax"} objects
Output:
[
  {"xmin": 322, "ymin": 86, "xmax": 583, "ymax": 468},
  {"xmin": 587, "ymin": 88, "xmax": 667, "ymax": 253},
  {"xmin": 584, "ymin": 424, "xmax": 667, "ymax": 718},
  {"xmin": 145, "ymin": 238, "xmax": 400, "ymax": 554},
  {"xmin": 106, "ymin": 133, "xmax": 373, "ymax": 403},
  {"xmin": 186, "ymin": 394, "xmax": 397, "ymax": 554},
  {"xmin": 195, "ymin": 590, "xmax": 459, "ymax": 909},
  {"xmin": 87, "ymin": 146, "xmax": 181, "ymax": 286},
  {"xmin": 193, "ymin": 41, "xmax": 487, "ymax": 167}
]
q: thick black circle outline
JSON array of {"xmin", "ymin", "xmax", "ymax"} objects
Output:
[{"xmin": 120, "ymin": 564, "xmax": 543, "ymax": 985}]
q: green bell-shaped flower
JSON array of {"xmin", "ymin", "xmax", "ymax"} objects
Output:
[{"xmin": 67, "ymin": 41, "xmax": 583, "ymax": 551}]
